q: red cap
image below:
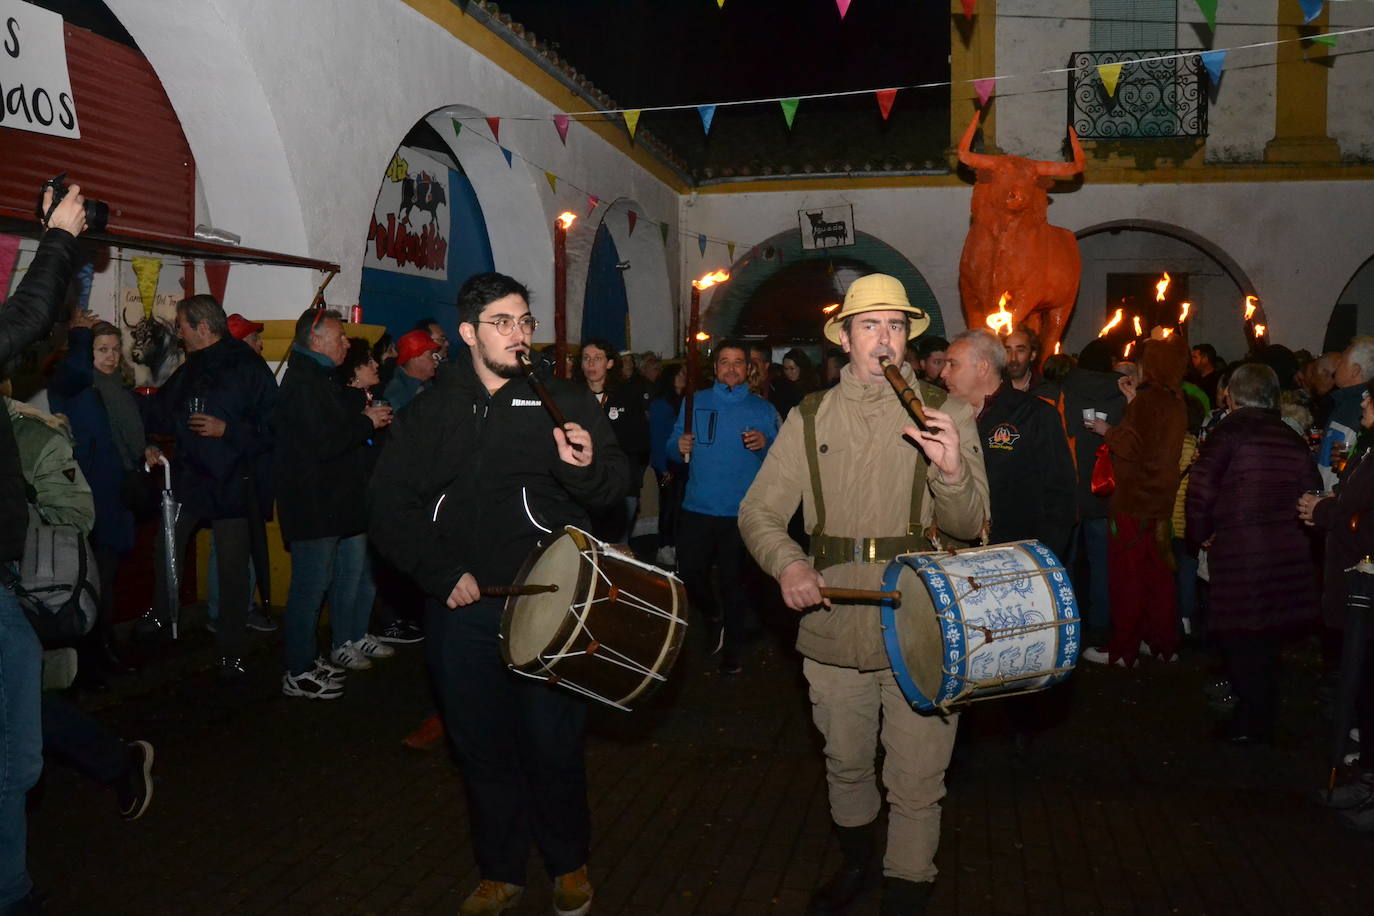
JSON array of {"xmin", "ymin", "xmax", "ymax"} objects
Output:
[
  {"xmin": 396, "ymin": 329, "xmax": 440, "ymax": 365},
  {"xmin": 227, "ymin": 313, "xmax": 265, "ymax": 340}
]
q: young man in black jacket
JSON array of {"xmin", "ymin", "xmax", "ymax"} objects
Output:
[
  {"xmin": 369, "ymin": 272, "xmax": 627, "ymax": 916},
  {"xmin": 0, "ymin": 183, "xmax": 88, "ymax": 915}
]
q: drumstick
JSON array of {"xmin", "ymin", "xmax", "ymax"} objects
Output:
[
  {"xmin": 819, "ymin": 587, "xmax": 901, "ymax": 603},
  {"xmin": 480, "ymin": 584, "xmax": 560, "ymax": 597},
  {"xmin": 516, "ymin": 351, "xmax": 584, "ymax": 453},
  {"xmin": 877, "ymin": 354, "xmax": 931, "ymax": 432}
]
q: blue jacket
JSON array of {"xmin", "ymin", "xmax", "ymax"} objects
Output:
[
  {"xmin": 49, "ymin": 327, "xmax": 137, "ymax": 552},
  {"xmin": 384, "ymin": 369, "xmax": 428, "ymax": 410},
  {"xmin": 648, "ymin": 395, "xmax": 681, "ymax": 476},
  {"xmin": 668, "ymin": 382, "xmax": 779, "ymax": 517}
]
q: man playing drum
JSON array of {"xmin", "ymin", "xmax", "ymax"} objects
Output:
[
  {"xmin": 738, "ymin": 274, "xmax": 989, "ymax": 915},
  {"xmin": 368, "ymin": 272, "xmax": 628, "ymax": 916}
]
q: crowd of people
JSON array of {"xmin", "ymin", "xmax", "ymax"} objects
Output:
[{"xmin": 4, "ymin": 189, "xmax": 1374, "ymax": 914}]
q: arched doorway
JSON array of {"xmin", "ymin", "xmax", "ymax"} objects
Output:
[
  {"xmin": 1068, "ymin": 220, "xmax": 1256, "ymax": 361},
  {"xmin": 705, "ymin": 229, "xmax": 945, "ymax": 344},
  {"xmin": 582, "ymin": 220, "xmax": 630, "ymax": 348},
  {"xmin": 1326, "ymin": 254, "xmax": 1374, "ymax": 353},
  {"xmin": 581, "ymin": 198, "xmax": 675, "ymax": 355}
]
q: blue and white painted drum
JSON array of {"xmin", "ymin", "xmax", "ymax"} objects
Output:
[{"xmin": 880, "ymin": 540, "xmax": 1080, "ymax": 712}]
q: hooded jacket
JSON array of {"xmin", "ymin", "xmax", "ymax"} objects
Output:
[
  {"xmin": 367, "ymin": 356, "xmax": 628, "ymax": 602},
  {"xmin": 1104, "ymin": 336, "xmax": 1188, "ymax": 519}
]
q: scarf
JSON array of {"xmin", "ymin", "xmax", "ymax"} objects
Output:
[{"xmin": 92, "ymin": 369, "xmax": 146, "ymax": 471}]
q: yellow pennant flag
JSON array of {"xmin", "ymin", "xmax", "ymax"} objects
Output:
[
  {"xmin": 1098, "ymin": 61, "xmax": 1123, "ymax": 98},
  {"xmin": 623, "ymin": 109, "xmax": 641, "ymax": 140},
  {"xmin": 545, "ymin": 171, "xmax": 558, "ymax": 194},
  {"xmin": 717, "ymin": 0, "xmax": 725, "ymax": 7},
  {"xmin": 131, "ymin": 256, "xmax": 162, "ymax": 319}
]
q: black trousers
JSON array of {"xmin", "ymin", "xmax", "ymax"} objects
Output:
[
  {"xmin": 41, "ymin": 692, "xmax": 130, "ymax": 786},
  {"xmin": 154, "ymin": 513, "xmax": 250, "ymax": 659},
  {"xmin": 676, "ymin": 509, "xmax": 749, "ymax": 654},
  {"xmin": 424, "ymin": 597, "xmax": 589, "ymax": 883},
  {"xmin": 1221, "ymin": 630, "xmax": 1284, "ymax": 737}
]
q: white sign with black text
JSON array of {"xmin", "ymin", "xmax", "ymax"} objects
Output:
[
  {"xmin": 0, "ymin": 0, "xmax": 80, "ymax": 139},
  {"xmin": 798, "ymin": 204, "xmax": 854, "ymax": 250}
]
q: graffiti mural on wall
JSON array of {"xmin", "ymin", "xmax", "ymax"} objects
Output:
[{"xmin": 366, "ymin": 148, "xmax": 451, "ymax": 278}]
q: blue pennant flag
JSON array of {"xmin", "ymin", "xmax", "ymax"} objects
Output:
[
  {"xmin": 1300, "ymin": 0, "xmax": 1324, "ymax": 25},
  {"xmin": 698, "ymin": 105, "xmax": 717, "ymax": 134},
  {"xmin": 1200, "ymin": 49, "xmax": 1227, "ymax": 85},
  {"xmin": 698, "ymin": 234, "xmax": 708, "ymax": 256},
  {"xmin": 501, "ymin": 147, "xmax": 513, "ymax": 168}
]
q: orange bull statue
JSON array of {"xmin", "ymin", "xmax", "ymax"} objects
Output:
[{"xmin": 957, "ymin": 114, "xmax": 1085, "ymax": 361}]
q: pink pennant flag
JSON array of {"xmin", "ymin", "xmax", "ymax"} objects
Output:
[
  {"xmin": 204, "ymin": 261, "xmax": 231, "ymax": 303},
  {"xmin": 974, "ymin": 78, "xmax": 996, "ymax": 106},
  {"xmin": 875, "ymin": 89, "xmax": 897, "ymax": 120},
  {"xmin": 961, "ymin": 0, "xmax": 976, "ymax": 19},
  {"xmin": 836, "ymin": 0, "xmax": 851, "ymax": 19},
  {"xmin": 627, "ymin": 210, "xmax": 638, "ymax": 236},
  {"xmin": 486, "ymin": 116, "xmax": 501, "ymax": 141},
  {"xmin": 586, "ymin": 194, "xmax": 599, "ymax": 217},
  {"xmin": 553, "ymin": 114, "xmax": 570, "ymax": 145}
]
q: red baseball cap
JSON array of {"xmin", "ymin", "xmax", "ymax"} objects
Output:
[
  {"xmin": 396, "ymin": 329, "xmax": 440, "ymax": 365},
  {"xmin": 227, "ymin": 313, "xmax": 265, "ymax": 340}
]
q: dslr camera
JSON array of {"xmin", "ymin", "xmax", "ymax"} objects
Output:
[{"xmin": 35, "ymin": 173, "xmax": 109, "ymax": 233}]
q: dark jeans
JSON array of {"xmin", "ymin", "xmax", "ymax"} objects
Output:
[
  {"xmin": 657, "ymin": 463, "xmax": 687, "ymax": 549},
  {"xmin": 424, "ymin": 597, "xmax": 589, "ymax": 883},
  {"xmin": 154, "ymin": 513, "xmax": 250, "ymax": 659},
  {"xmin": 1221, "ymin": 630, "xmax": 1284, "ymax": 738},
  {"xmin": 40, "ymin": 693, "xmax": 129, "ymax": 786},
  {"xmin": 677, "ymin": 509, "xmax": 749, "ymax": 654}
]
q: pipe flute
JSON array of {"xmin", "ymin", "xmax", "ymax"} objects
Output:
[
  {"xmin": 516, "ymin": 350, "xmax": 584, "ymax": 452},
  {"xmin": 876, "ymin": 354, "xmax": 932, "ymax": 432}
]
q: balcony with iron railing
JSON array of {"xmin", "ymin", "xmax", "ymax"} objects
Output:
[{"xmin": 1068, "ymin": 49, "xmax": 1209, "ymax": 141}]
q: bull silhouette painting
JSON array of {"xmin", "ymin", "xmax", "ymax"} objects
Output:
[
  {"xmin": 805, "ymin": 211, "xmax": 849, "ymax": 247},
  {"xmin": 399, "ymin": 171, "xmax": 447, "ymax": 226},
  {"xmin": 957, "ymin": 113, "xmax": 1085, "ymax": 360}
]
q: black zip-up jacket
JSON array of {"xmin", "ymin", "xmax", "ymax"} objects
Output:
[
  {"xmin": 0, "ymin": 229, "xmax": 79, "ymax": 562},
  {"xmin": 367, "ymin": 356, "xmax": 628, "ymax": 602},
  {"xmin": 273, "ymin": 347, "xmax": 377, "ymax": 542},
  {"xmin": 977, "ymin": 384, "xmax": 1078, "ymax": 559}
]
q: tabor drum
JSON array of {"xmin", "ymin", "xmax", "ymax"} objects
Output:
[
  {"xmin": 879, "ymin": 540, "xmax": 1080, "ymax": 712},
  {"xmin": 499, "ymin": 526, "xmax": 688, "ymax": 711}
]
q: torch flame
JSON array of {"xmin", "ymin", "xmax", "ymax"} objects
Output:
[
  {"xmin": 1054, "ymin": 342, "xmax": 1061, "ymax": 355},
  {"xmin": 1161, "ymin": 328, "xmax": 1174, "ymax": 339},
  {"xmin": 822, "ymin": 303, "xmax": 840, "ymax": 315},
  {"xmin": 1123, "ymin": 341, "xmax": 1135, "ymax": 358},
  {"xmin": 1178, "ymin": 301, "xmax": 1191, "ymax": 323},
  {"xmin": 694, "ymin": 331, "xmax": 711, "ymax": 342},
  {"xmin": 1155, "ymin": 272, "xmax": 1171, "ymax": 302},
  {"xmin": 693, "ymin": 269, "xmax": 730, "ymax": 291},
  {"xmin": 1132, "ymin": 315, "xmax": 1143, "ymax": 337},
  {"xmin": 556, "ymin": 211, "xmax": 576, "ymax": 229},
  {"xmin": 1253, "ymin": 324, "xmax": 1266, "ymax": 339},
  {"xmin": 1244, "ymin": 295, "xmax": 1259, "ymax": 321},
  {"xmin": 985, "ymin": 292, "xmax": 1014, "ymax": 336},
  {"xmin": 1099, "ymin": 308, "xmax": 1124, "ymax": 338}
]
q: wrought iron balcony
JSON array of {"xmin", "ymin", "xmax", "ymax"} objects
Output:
[{"xmin": 1068, "ymin": 49, "xmax": 1208, "ymax": 140}]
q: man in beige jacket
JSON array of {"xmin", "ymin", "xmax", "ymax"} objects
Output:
[{"xmin": 739, "ymin": 274, "xmax": 989, "ymax": 915}]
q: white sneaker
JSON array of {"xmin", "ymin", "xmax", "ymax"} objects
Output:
[
  {"xmin": 1081, "ymin": 647, "xmax": 1128, "ymax": 667},
  {"xmin": 282, "ymin": 667, "xmax": 344, "ymax": 700},
  {"xmin": 656, "ymin": 545, "xmax": 677, "ymax": 567},
  {"xmin": 314, "ymin": 656, "xmax": 347, "ymax": 680},
  {"xmin": 354, "ymin": 634, "xmax": 395, "ymax": 659},
  {"xmin": 330, "ymin": 642, "xmax": 373, "ymax": 671}
]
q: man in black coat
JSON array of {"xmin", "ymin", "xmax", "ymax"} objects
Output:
[
  {"xmin": 369, "ymin": 272, "xmax": 626, "ymax": 916},
  {"xmin": 579, "ymin": 337, "xmax": 649, "ymax": 542},
  {"xmin": 145, "ymin": 295, "xmax": 276, "ymax": 678},
  {"xmin": 0, "ymin": 183, "xmax": 88, "ymax": 915},
  {"xmin": 274, "ymin": 309, "xmax": 393, "ymax": 699}
]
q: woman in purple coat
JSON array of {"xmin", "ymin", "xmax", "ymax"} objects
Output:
[{"xmin": 1187, "ymin": 363, "xmax": 1320, "ymax": 744}]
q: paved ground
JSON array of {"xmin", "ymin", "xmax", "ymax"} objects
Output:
[{"xmin": 26, "ymin": 601, "xmax": 1374, "ymax": 915}]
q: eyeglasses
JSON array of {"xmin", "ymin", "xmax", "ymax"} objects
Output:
[{"xmin": 476, "ymin": 315, "xmax": 538, "ymax": 336}]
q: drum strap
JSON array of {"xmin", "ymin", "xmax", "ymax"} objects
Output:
[{"xmin": 800, "ymin": 382, "xmax": 948, "ymax": 571}]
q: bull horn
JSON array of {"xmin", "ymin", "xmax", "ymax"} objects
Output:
[
  {"xmin": 1035, "ymin": 126, "xmax": 1086, "ymax": 179},
  {"xmin": 957, "ymin": 113, "xmax": 997, "ymax": 170}
]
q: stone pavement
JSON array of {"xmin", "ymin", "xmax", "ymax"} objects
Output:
[{"xmin": 26, "ymin": 606, "xmax": 1374, "ymax": 915}]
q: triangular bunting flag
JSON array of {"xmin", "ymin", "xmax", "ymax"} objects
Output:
[
  {"xmin": 627, "ymin": 211, "xmax": 638, "ymax": 236},
  {"xmin": 0, "ymin": 234, "xmax": 20, "ymax": 303},
  {"xmin": 974, "ymin": 78, "xmax": 996, "ymax": 106},
  {"xmin": 698, "ymin": 105, "xmax": 717, "ymax": 134},
  {"xmin": 960, "ymin": 0, "xmax": 976, "ymax": 20},
  {"xmin": 451, "ymin": 118, "xmax": 463, "ymax": 137},
  {"xmin": 1200, "ymin": 50, "xmax": 1227, "ymax": 84},
  {"xmin": 1312, "ymin": 33, "xmax": 1338, "ymax": 46},
  {"xmin": 1194, "ymin": 0, "xmax": 1217, "ymax": 30},
  {"xmin": 545, "ymin": 171, "xmax": 558, "ymax": 194},
  {"xmin": 727, "ymin": 242, "xmax": 736, "ymax": 260},
  {"xmin": 1097, "ymin": 62, "xmax": 1123, "ymax": 98},
  {"xmin": 1300, "ymin": 0, "xmax": 1324, "ymax": 25},
  {"xmin": 875, "ymin": 89, "xmax": 897, "ymax": 120},
  {"xmin": 553, "ymin": 114, "xmax": 570, "ymax": 145},
  {"xmin": 717, "ymin": 0, "xmax": 724, "ymax": 8},
  {"xmin": 204, "ymin": 261, "xmax": 231, "ymax": 303},
  {"xmin": 501, "ymin": 147, "xmax": 513, "ymax": 167},
  {"xmin": 780, "ymin": 98, "xmax": 799, "ymax": 130},
  {"xmin": 698, "ymin": 235, "xmax": 708, "ymax": 257},
  {"xmin": 486, "ymin": 117, "xmax": 501, "ymax": 141},
  {"xmin": 836, "ymin": 0, "xmax": 851, "ymax": 19},
  {"xmin": 131, "ymin": 256, "xmax": 162, "ymax": 318},
  {"xmin": 623, "ymin": 109, "xmax": 641, "ymax": 140},
  {"xmin": 587, "ymin": 194, "xmax": 599, "ymax": 217},
  {"xmin": 660, "ymin": 223, "xmax": 669, "ymax": 246}
]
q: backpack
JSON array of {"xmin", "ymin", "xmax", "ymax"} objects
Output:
[{"xmin": 4, "ymin": 506, "xmax": 99, "ymax": 646}]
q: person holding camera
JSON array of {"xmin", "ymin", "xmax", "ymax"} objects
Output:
[{"xmin": 0, "ymin": 181, "xmax": 88, "ymax": 915}]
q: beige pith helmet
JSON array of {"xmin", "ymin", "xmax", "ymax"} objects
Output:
[{"xmin": 822, "ymin": 273, "xmax": 930, "ymax": 344}]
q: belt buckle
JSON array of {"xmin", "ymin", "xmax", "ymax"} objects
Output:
[{"xmin": 852, "ymin": 539, "xmax": 876, "ymax": 564}]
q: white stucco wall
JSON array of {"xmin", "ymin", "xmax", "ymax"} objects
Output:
[
  {"xmin": 1329, "ymin": 2, "xmax": 1374, "ymax": 161},
  {"xmin": 103, "ymin": 0, "xmax": 680, "ymax": 327}
]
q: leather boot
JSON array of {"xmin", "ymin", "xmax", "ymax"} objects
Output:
[
  {"xmin": 879, "ymin": 876, "xmax": 933, "ymax": 915},
  {"xmin": 807, "ymin": 821, "xmax": 875, "ymax": 914}
]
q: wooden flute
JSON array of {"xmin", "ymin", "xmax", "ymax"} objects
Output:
[
  {"xmin": 516, "ymin": 350, "xmax": 584, "ymax": 452},
  {"xmin": 876, "ymin": 354, "xmax": 932, "ymax": 431}
]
